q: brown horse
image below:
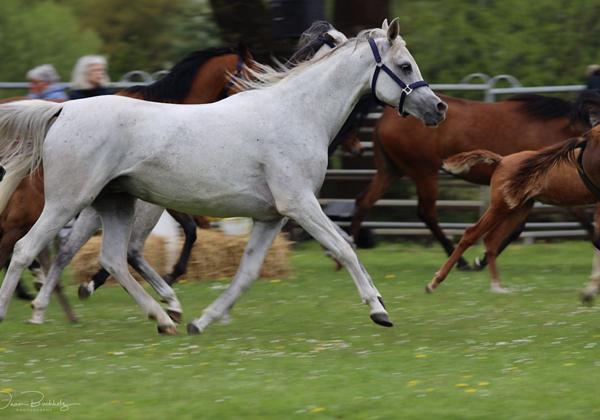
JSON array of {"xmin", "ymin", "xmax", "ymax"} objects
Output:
[
  {"xmin": 351, "ymin": 94, "xmax": 592, "ymax": 269},
  {"xmin": 425, "ymin": 147, "xmax": 598, "ymax": 297}
]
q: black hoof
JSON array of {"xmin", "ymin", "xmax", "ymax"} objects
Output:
[
  {"xmin": 472, "ymin": 257, "xmax": 487, "ymax": 271},
  {"xmin": 16, "ymin": 292, "xmax": 35, "ymax": 301},
  {"xmin": 157, "ymin": 324, "xmax": 177, "ymax": 335},
  {"xmin": 167, "ymin": 310, "xmax": 183, "ymax": 323},
  {"xmin": 580, "ymin": 292, "xmax": 595, "ymax": 306},
  {"xmin": 456, "ymin": 263, "xmax": 473, "ymax": 272},
  {"xmin": 370, "ymin": 312, "xmax": 393, "ymax": 327},
  {"xmin": 186, "ymin": 322, "xmax": 201, "ymax": 335},
  {"xmin": 78, "ymin": 284, "xmax": 91, "ymax": 300}
]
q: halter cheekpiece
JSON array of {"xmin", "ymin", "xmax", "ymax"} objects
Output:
[{"xmin": 368, "ymin": 37, "xmax": 429, "ymax": 116}]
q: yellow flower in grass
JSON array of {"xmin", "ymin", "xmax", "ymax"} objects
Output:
[
  {"xmin": 407, "ymin": 380, "xmax": 420, "ymax": 387},
  {"xmin": 384, "ymin": 274, "xmax": 396, "ymax": 280},
  {"xmin": 0, "ymin": 388, "xmax": 14, "ymax": 394},
  {"xmin": 455, "ymin": 383, "xmax": 469, "ymax": 388},
  {"xmin": 478, "ymin": 381, "xmax": 490, "ymax": 386},
  {"xmin": 310, "ymin": 407, "xmax": 326, "ymax": 413},
  {"xmin": 270, "ymin": 279, "xmax": 282, "ymax": 283},
  {"xmin": 415, "ymin": 354, "xmax": 428, "ymax": 359},
  {"xmin": 563, "ymin": 362, "xmax": 575, "ymax": 367},
  {"xmin": 465, "ymin": 388, "xmax": 477, "ymax": 394}
]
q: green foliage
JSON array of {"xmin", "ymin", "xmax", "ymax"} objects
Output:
[
  {"xmin": 67, "ymin": 0, "xmax": 223, "ymax": 78},
  {"xmin": 0, "ymin": 0, "xmax": 101, "ymax": 82},
  {"xmin": 394, "ymin": 0, "xmax": 600, "ymax": 85}
]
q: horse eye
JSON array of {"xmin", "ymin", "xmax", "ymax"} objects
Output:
[{"xmin": 400, "ymin": 64, "xmax": 412, "ymax": 73}]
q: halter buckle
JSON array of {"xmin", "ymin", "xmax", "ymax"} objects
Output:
[{"xmin": 402, "ymin": 86, "xmax": 413, "ymax": 95}]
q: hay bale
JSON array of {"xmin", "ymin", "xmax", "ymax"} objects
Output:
[
  {"xmin": 69, "ymin": 235, "xmax": 168, "ymax": 284},
  {"xmin": 184, "ymin": 229, "xmax": 291, "ymax": 280}
]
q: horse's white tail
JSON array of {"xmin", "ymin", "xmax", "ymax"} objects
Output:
[{"xmin": 0, "ymin": 100, "xmax": 63, "ymax": 213}]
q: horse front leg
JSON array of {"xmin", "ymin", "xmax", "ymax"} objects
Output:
[
  {"xmin": 187, "ymin": 218, "xmax": 286, "ymax": 334},
  {"xmin": 282, "ymin": 193, "xmax": 391, "ymax": 327}
]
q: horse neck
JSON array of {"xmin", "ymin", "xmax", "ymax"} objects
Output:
[
  {"xmin": 270, "ymin": 42, "xmax": 373, "ymax": 143},
  {"xmin": 184, "ymin": 55, "xmax": 237, "ymax": 104}
]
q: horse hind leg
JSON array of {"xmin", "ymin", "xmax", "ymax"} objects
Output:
[
  {"xmin": 0, "ymin": 205, "xmax": 79, "ymax": 321},
  {"xmin": 92, "ymin": 194, "xmax": 176, "ymax": 334},
  {"xmin": 426, "ymin": 205, "xmax": 506, "ymax": 293},
  {"xmin": 481, "ymin": 203, "xmax": 532, "ymax": 294}
]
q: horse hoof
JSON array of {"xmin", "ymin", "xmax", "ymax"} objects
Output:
[
  {"xmin": 580, "ymin": 292, "xmax": 595, "ymax": 306},
  {"xmin": 167, "ymin": 310, "xmax": 182, "ymax": 324},
  {"xmin": 425, "ymin": 284, "xmax": 434, "ymax": 294},
  {"xmin": 370, "ymin": 312, "xmax": 393, "ymax": 327},
  {"xmin": 78, "ymin": 284, "xmax": 92, "ymax": 300},
  {"xmin": 490, "ymin": 285, "xmax": 510, "ymax": 294},
  {"xmin": 187, "ymin": 322, "xmax": 202, "ymax": 335},
  {"xmin": 472, "ymin": 257, "xmax": 486, "ymax": 272},
  {"xmin": 157, "ymin": 324, "xmax": 177, "ymax": 335},
  {"xmin": 456, "ymin": 262, "xmax": 472, "ymax": 272}
]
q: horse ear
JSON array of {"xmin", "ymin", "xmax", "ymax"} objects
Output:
[
  {"xmin": 381, "ymin": 19, "xmax": 389, "ymax": 31},
  {"xmin": 386, "ymin": 18, "xmax": 400, "ymax": 43}
]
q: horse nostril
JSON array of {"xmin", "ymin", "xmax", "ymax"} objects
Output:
[{"xmin": 437, "ymin": 101, "xmax": 448, "ymax": 112}]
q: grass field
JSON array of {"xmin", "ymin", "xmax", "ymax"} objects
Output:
[{"xmin": 0, "ymin": 240, "xmax": 599, "ymax": 419}]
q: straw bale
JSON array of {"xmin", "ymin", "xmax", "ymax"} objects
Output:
[
  {"xmin": 184, "ymin": 229, "xmax": 291, "ymax": 280},
  {"xmin": 69, "ymin": 235, "xmax": 168, "ymax": 284}
]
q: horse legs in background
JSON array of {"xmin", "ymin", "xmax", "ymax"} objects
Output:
[
  {"xmin": 581, "ymin": 205, "xmax": 600, "ymax": 304},
  {"xmin": 426, "ymin": 204, "xmax": 509, "ymax": 293},
  {"xmin": 414, "ymin": 174, "xmax": 471, "ymax": 270},
  {"xmin": 28, "ymin": 245, "xmax": 78, "ymax": 324},
  {"xmin": 480, "ymin": 202, "xmax": 533, "ymax": 293},
  {"xmin": 473, "ymin": 221, "xmax": 526, "ymax": 270},
  {"xmin": 351, "ymin": 166, "xmax": 398, "ymax": 242},
  {"xmin": 163, "ymin": 209, "xmax": 198, "ymax": 285}
]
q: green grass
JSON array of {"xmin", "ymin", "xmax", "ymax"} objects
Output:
[{"xmin": 1, "ymin": 241, "xmax": 599, "ymax": 419}]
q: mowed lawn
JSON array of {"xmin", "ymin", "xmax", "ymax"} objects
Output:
[{"xmin": 0, "ymin": 240, "xmax": 599, "ymax": 419}]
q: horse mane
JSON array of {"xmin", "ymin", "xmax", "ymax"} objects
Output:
[
  {"xmin": 121, "ymin": 46, "xmax": 237, "ymax": 103},
  {"xmin": 287, "ymin": 21, "xmax": 335, "ymax": 64},
  {"xmin": 234, "ymin": 28, "xmax": 391, "ymax": 91},
  {"xmin": 502, "ymin": 136, "xmax": 586, "ymax": 208},
  {"xmin": 506, "ymin": 94, "xmax": 574, "ymax": 120}
]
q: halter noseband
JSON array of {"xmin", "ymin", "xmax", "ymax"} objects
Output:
[{"xmin": 368, "ymin": 37, "xmax": 429, "ymax": 116}]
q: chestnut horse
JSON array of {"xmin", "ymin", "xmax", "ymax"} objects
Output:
[
  {"xmin": 351, "ymin": 94, "xmax": 592, "ymax": 269},
  {"xmin": 426, "ymin": 147, "xmax": 597, "ymax": 297}
]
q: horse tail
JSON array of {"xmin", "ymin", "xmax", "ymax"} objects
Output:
[
  {"xmin": 442, "ymin": 150, "xmax": 502, "ymax": 175},
  {"xmin": 502, "ymin": 136, "xmax": 586, "ymax": 208},
  {"xmin": 0, "ymin": 100, "xmax": 63, "ymax": 213}
]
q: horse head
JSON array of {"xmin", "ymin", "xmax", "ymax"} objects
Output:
[{"xmin": 370, "ymin": 18, "xmax": 447, "ymax": 127}]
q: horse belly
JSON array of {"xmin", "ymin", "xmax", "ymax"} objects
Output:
[{"xmin": 113, "ymin": 175, "xmax": 279, "ymax": 220}]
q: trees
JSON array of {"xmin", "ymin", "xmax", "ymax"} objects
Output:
[{"xmin": 0, "ymin": 0, "xmax": 101, "ymax": 83}]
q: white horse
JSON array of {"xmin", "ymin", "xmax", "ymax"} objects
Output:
[
  {"xmin": 24, "ymin": 22, "xmax": 350, "ymax": 326},
  {"xmin": 0, "ymin": 19, "xmax": 446, "ymax": 334}
]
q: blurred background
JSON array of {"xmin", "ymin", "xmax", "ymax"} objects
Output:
[{"xmin": 2, "ymin": 0, "xmax": 600, "ymax": 87}]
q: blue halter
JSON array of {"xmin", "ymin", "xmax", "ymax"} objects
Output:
[{"xmin": 368, "ymin": 37, "xmax": 429, "ymax": 116}]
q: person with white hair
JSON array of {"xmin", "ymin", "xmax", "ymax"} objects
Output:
[
  {"xmin": 26, "ymin": 64, "xmax": 68, "ymax": 100},
  {"xmin": 69, "ymin": 55, "xmax": 112, "ymax": 99}
]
